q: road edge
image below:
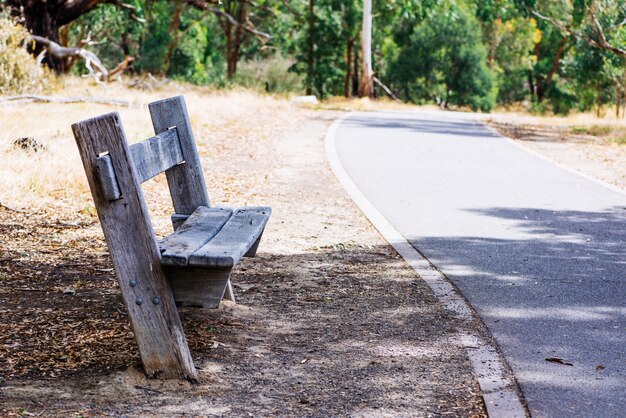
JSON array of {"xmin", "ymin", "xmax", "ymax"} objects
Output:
[
  {"xmin": 478, "ymin": 117, "xmax": 626, "ymax": 198},
  {"xmin": 324, "ymin": 113, "xmax": 529, "ymax": 418}
]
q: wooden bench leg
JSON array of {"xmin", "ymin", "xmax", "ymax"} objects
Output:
[
  {"xmin": 165, "ymin": 267, "xmax": 232, "ymax": 308},
  {"xmin": 224, "ymin": 279, "xmax": 236, "ymax": 303},
  {"xmin": 244, "ymin": 230, "xmax": 265, "ymax": 257}
]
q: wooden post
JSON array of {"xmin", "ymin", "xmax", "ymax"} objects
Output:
[
  {"xmin": 72, "ymin": 113, "xmax": 197, "ymax": 381},
  {"xmin": 149, "ymin": 96, "xmax": 210, "ymax": 215}
]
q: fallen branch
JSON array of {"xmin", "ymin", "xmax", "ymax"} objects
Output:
[
  {"xmin": 0, "ymin": 95, "xmax": 131, "ymax": 106},
  {"xmin": 374, "ymin": 77, "xmax": 402, "ymax": 103},
  {"xmin": 29, "ymin": 35, "xmax": 110, "ymax": 82},
  {"xmin": 108, "ymin": 55, "xmax": 135, "ymax": 80},
  {"xmin": 0, "ymin": 202, "xmax": 26, "ymax": 213}
]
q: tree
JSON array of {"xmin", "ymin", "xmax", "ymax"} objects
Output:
[
  {"xmin": 3, "ymin": 0, "xmax": 115, "ymax": 71},
  {"xmin": 359, "ymin": 0, "xmax": 373, "ymax": 97},
  {"xmin": 388, "ymin": 1, "xmax": 496, "ymax": 111},
  {"xmin": 292, "ymin": 0, "xmax": 359, "ymax": 98},
  {"xmin": 531, "ymin": 0, "xmax": 626, "ymax": 58},
  {"xmin": 186, "ymin": 0, "xmax": 272, "ymax": 79}
]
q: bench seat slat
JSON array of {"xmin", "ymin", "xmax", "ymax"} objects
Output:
[
  {"xmin": 160, "ymin": 206, "xmax": 233, "ymax": 266},
  {"xmin": 130, "ymin": 128, "xmax": 184, "ymax": 184},
  {"xmin": 189, "ymin": 207, "xmax": 271, "ymax": 268}
]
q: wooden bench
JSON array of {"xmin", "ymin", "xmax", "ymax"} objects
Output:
[{"xmin": 71, "ymin": 95, "xmax": 271, "ymax": 380}]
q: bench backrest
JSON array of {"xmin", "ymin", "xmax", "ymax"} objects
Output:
[
  {"xmin": 85, "ymin": 96, "xmax": 210, "ymax": 213},
  {"xmin": 71, "ymin": 95, "xmax": 204, "ymax": 380}
]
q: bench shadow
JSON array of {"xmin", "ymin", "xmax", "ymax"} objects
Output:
[{"xmin": 0, "ymin": 210, "xmax": 483, "ymax": 415}]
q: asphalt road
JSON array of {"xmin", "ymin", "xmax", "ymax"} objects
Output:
[{"xmin": 334, "ymin": 111, "xmax": 626, "ymax": 418}]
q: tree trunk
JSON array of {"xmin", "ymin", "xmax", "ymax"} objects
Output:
[
  {"xmin": 306, "ymin": 0, "xmax": 315, "ymax": 95},
  {"xmin": 345, "ymin": 38, "xmax": 353, "ymax": 98},
  {"xmin": 353, "ymin": 43, "xmax": 360, "ymax": 97},
  {"xmin": 163, "ymin": 0, "xmax": 182, "ymax": 75},
  {"xmin": 6, "ymin": 0, "xmax": 107, "ymax": 72},
  {"xmin": 359, "ymin": 0, "xmax": 374, "ymax": 97},
  {"xmin": 228, "ymin": 1, "xmax": 248, "ymax": 79},
  {"xmin": 536, "ymin": 36, "xmax": 567, "ymax": 102},
  {"xmin": 528, "ymin": 70, "xmax": 536, "ymax": 98}
]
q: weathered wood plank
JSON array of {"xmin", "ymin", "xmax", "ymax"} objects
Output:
[
  {"xmin": 160, "ymin": 206, "xmax": 233, "ymax": 267},
  {"xmin": 164, "ymin": 266, "xmax": 231, "ymax": 308},
  {"xmin": 130, "ymin": 128, "xmax": 184, "ymax": 184},
  {"xmin": 149, "ymin": 96, "xmax": 210, "ymax": 214},
  {"xmin": 96, "ymin": 154, "xmax": 122, "ymax": 201},
  {"xmin": 72, "ymin": 112, "xmax": 197, "ymax": 381},
  {"xmin": 189, "ymin": 207, "xmax": 271, "ymax": 268},
  {"xmin": 171, "ymin": 213, "xmax": 190, "ymax": 230}
]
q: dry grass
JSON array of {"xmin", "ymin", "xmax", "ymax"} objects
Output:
[
  {"xmin": 486, "ymin": 109, "xmax": 626, "ymax": 190},
  {"xmin": 487, "ymin": 110, "xmax": 626, "ymax": 144},
  {"xmin": 0, "ymin": 77, "xmax": 304, "ymax": 215},
  {"xmin": 313, "ymin": 96, "xmax": 430, "ymax": 112}
]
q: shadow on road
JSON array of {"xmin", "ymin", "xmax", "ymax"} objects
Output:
[
  {"xmin": 406, "ymin": 205, "xmax": 626, "ymax": 415},
  {"xmin": 343, "ymin": 114, "xmax": 499, "ymax": 139}
]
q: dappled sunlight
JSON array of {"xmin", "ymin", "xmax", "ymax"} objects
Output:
[
  {"xmin": 370, "ymin": 338, "xmax": 449, "ymax": 360},
  {"xmin": 483, "ymin": 306, "xmax": 626, "ymax": 321}
]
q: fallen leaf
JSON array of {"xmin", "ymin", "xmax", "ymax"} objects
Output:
[{"xmin": 545, "ymin": 357, "xmax": 573, "ymax": 366}]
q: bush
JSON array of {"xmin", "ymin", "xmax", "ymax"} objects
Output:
[
  {"xmin": 236, "ymin": 56, "xmax": 304, "ymax": 94},
  {"xmin": 387, "ymin": 1, "xmax": 496, "ymax": 112},
  {"xmin": 0, "ymin": 16, "xmax": 52, "ymax": 94}
]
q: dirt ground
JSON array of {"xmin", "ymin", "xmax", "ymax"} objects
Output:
[
  {"xmin": 0, "ymin": 83, "xmax": 487, "ymax": 417},
  {"xmin": 2, "ymin": 83, "xmax": 623, "ymax": 417}
]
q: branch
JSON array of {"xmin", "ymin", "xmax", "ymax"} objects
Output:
[
  {"xmin": 29, "ymin": 35, "xmax": 109, "ymax": 82},
  {"xmin": 531, "ymin": 10, "xmax": 570, "ymax": 37},
  {"xmin": 185, "ymin": 0, "xmax": 272, "ymax": 40},
  {"xmin": 243, "ymin": 0, "xmax": 277, "ymax": 17},
  {"xmin": 0, "ymin": 95, "xmax": 131, "ymax": 106},
  {"xmin": 374, "ymin": 77, "xmax": 402, "ymax": 103},
  {"xmin": 278, "ymin": 0, "xmax": 303, "ymax": 20},
  {"xmin": 532, "ymin": 9, "xmax": 626, "ymax": 57},
  {"xmin": 587, "ymin": 6, "xmax": 626, "ymax": 57}
]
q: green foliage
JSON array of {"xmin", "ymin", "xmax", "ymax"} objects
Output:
[
  {"xmin": 68, "ymin": 4, "xmax": 135, "ymax": 72},
  {"xmin": 387, "ymin": 1, "xmax": 497, "ymax": 111},
  {"xmin": 4, "ymin": 0, "xmax": 625, "ymax": 114},
  {"xmin": 68, "ymin": 1, "xmax": 227, "ymax": 84},
  {"xmin": 291, "ymin": 0, "xmax": 358, "ymax": 98},
  {"xmin": 236, "ymin": 55, "xmax": 304, "ymax": 94},
  {"xmin": 492, "ymin": 18, "xmax": 538, "ymax": 104},
  {"xmin": 168, "ymin": 13, "xmax": 225, "ymax": 85},
  {"xmin": 0, "ymin": 15, "xmax": 52, "ymax": 94}
]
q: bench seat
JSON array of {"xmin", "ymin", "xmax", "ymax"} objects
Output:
[
  {"xmin": 159, "ymin": 205, "xmax": 271, "ymax": 308},
  {"xmin": 160, "ymin": 206, "xmax": 271, "ymax": 268}
]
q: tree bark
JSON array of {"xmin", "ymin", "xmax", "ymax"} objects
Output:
[
  {"xmin": 5, "ymin": 0, "xmax": 111, "ymax": 72},
  {"xmin": 306, "ymin": 0, "xmax": 315, "ymax": 95},
  {"xmin": 345, "ymin": 38, "xmax": 353, "ymax": 98},
  {"xmin": 535, "ymin": 36, "xmax": 567, "ymax": 102},
  {"xmin": 227, "ymin": 1, "xmax": 248, "ymax": 79},
  {"xmin": 359, "ymin": 0, "xmax": 374, "ymax": 97},
  {"xmin": 353, "ymin": 42, "xmax": 360, "ymax": 97},
  {"xmin": 163, "ymin": 0, "xmax": 182, "ymax": 75}
]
